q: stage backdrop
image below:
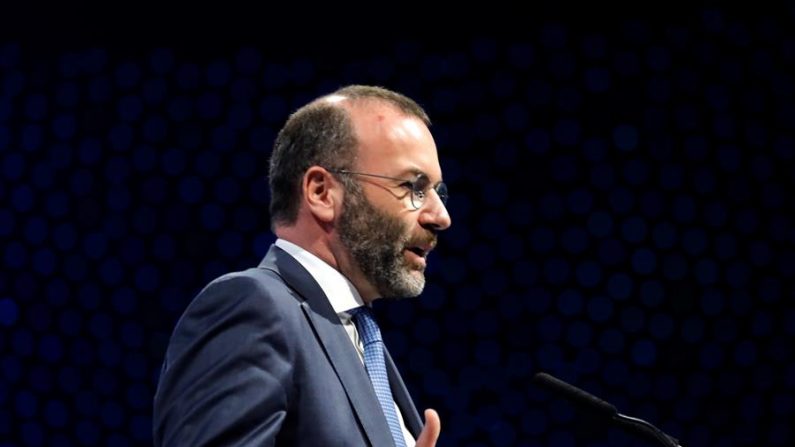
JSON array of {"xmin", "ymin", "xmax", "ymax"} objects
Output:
[{"xmin": 1, "ymin": 6, "xmax": 794, "ymax": 447}]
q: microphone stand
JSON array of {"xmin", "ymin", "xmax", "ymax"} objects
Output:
[
  {"xmin": 533, "ymin": 372, "xmax": 683, "ymax": 447},
  {"xmin": 612, "ymin": 412, "xmax": 681, "ymax": 447}
]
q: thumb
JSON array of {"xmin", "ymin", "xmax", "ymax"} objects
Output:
[{"xmin": 415, "ymin": 408, "xmax": 441, "ymax": 447}]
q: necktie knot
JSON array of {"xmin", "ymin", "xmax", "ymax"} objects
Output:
[{"xmin": 350, "ymin": 306, "xmax": 383, "ymax": 345}]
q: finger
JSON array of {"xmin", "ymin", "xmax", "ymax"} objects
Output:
[{"xmin": 415, "ymin": 408, "xmax": 441, "ymax": 447}]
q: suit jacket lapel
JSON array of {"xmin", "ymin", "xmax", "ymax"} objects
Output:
[
  {"xmin": 385, "ymin": 348, "xmax": 423, "ymax": 437},
  {"xmin": 259, "ymin": 246, "xmax": 396, "ymax": 447}
]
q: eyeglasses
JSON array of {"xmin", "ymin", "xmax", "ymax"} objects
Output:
[{"xmin": 328, "ymin": 169, "xmax": 449, "ymax": 210}]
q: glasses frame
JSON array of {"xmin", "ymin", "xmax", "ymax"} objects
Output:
[{"xmin": 327, "ymin": 168, "xmax": 448, "ymax": 210}]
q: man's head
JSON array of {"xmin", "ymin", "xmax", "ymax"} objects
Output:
[
  {"xmin": 269, "ymin": 85, "xmax": 451, "ymax": 301},
  {"xmin": 269, "ymin": 85, "xmax": 430, "ymax": 226}
]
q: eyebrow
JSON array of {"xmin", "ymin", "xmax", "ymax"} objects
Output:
[{"xmin": 396, "ymin": 168, "xmax": 443, "ymax": 184}]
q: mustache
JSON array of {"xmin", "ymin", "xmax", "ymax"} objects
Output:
[{"xmin": 404, "ymin": 233, "xmax": 438, "ymax": 251}]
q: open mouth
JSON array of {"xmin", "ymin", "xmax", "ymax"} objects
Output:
[{"xmin": 406, "ymin": 246, "xmax": 427, "ymax": 258}]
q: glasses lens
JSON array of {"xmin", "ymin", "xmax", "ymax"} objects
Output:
[
  {"xmin": 410, "ymin": 182, "xmax": 448, "ymax": 209},
  {"xmin": 410, "ymin": 188, "xmax": 422, "ymax": 209},
  {"xmin": 409, "ymin": 176, "xmax": 428, "ymax": 209},
  {"xmin": 435, "ymin": 183, "xmax": 448, "ymax": 205}
]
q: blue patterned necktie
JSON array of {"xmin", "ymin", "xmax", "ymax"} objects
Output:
[{"xmin": 350, "ymin": 307, "xmax": 408, "ymax": 447}]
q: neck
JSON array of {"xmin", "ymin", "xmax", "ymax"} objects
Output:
[{"xmin": 275, "ymin": 225, "xmax": 380, "ymax": 304}]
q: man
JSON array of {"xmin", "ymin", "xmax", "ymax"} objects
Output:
[{"xmin": 153, "ymin": 85, "xmax": 451, "ymax": 446}]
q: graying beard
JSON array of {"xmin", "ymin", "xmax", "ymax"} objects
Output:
[{"xmin": 339, "ymin": 191, "xmax": 425, "ymax": 299}]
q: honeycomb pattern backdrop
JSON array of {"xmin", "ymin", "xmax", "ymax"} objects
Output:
[{"xmin": 2, "ymin": 8, "xmax": 795, "ymax": 447}]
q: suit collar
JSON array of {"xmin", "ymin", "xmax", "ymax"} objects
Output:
[
  {"xmin": 259, "ymin": 245, "xmax": 420, "ymax": 443},
  {"xmin": 273, "ymin": 238, "xmax": 365, "ymax": 314}
]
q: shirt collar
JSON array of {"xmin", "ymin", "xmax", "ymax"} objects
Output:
[{"xmin": 274, "ymin": 238, "xmax": 365, "ymax": 315}]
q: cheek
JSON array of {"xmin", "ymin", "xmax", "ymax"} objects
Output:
[
  {"xmin": 372, "ymin": 199, "xmax": 415, "ymax": 231},
  {"xmin": 381, "ymin": 213, "xmax": 414, "ymax": 246},
  {"xmin": 395, "ymin": 212, "xmax": 418, "ymax": 233}
]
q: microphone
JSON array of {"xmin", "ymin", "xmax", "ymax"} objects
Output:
[{"xmin": 533, "ymin": 372, "xmax": 682, "ymax": 447}]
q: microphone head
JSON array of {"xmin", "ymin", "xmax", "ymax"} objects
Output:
[{"xmin": 533, "ymin": 372, "xmax": 618, "ymax": 417}]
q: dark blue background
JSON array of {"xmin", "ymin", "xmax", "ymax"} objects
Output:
[{"xmin": 1, "ymin": 5, "xmax": 794, "ymax": 446}]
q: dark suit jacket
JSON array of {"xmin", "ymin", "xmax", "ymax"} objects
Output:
[{"xmin": 153, "ymin": 245, "xmax": 423, "ymax": 446}]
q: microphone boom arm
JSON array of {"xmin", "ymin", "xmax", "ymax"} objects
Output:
[
  {"xmin": 533, "ymin": 372, "xmax": 683, "ymax": 447},
  {"xmin": 613, "ymin": 412, "xmax": 681, "ymax": 447}
]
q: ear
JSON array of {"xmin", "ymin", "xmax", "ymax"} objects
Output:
[{"xmin": 302, "ymin": 166, "xmax": 340, "ymax": 223}]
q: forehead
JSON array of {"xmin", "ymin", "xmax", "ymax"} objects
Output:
[{"xmin": 345, "ymin": 101, "xmax": 442, "ymax": 179}]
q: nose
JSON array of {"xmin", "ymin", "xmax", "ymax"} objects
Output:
[{"xmin": 418, "ymin": 189, "xmax": 452, "ymax": 231}]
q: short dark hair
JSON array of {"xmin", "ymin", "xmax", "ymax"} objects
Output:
[{"xmin": 268, "ymin": 85, "xmax": 430, "ymax": 226}]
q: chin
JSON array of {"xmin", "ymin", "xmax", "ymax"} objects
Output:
[
  {"xmin": 397, "ymin": 272, "xmax": 426, "ymax": 298},
  {"xmin": 370, "ymin": 255, "xmax": 430, "ymax": 299}
]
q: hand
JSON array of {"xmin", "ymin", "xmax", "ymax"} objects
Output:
[{"xmin": 415, "ymin": 409, "xmax": 441, "ymax": 447}]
